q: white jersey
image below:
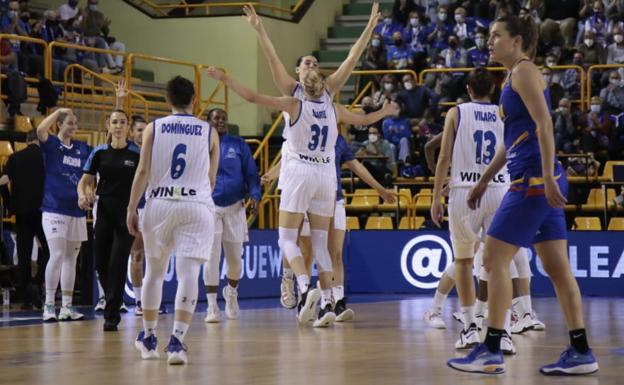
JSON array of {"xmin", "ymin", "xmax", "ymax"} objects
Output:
[
  {"xmin": 147, "ymin": 114, "xmax": 214, "ymax": 205},
  {"xmin": 283, "ymin": 98, "xmax": 338, "ymax": 170},
  {"xmin": 450, "ymin": 102, "xmax": 510, "ymax": 188},
  {"xmin": 283, "ymin": 81, "xmax": 333, "ymax": 139}
]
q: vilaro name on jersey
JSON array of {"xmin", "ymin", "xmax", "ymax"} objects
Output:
[
  {"xmin": 459, "ymin": 171, "xmax": 507, "ymax": 183},
  {"xmin": 161, "ymin": 122, "xmax": 203, "ymax": 136},
  {"xmin": 149, "ymin": 186, "xmax": 197, "ymax": 199}
]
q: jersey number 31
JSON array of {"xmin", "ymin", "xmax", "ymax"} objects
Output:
[{"xmin": 308, "ymin": 124, "xmax": 328, "ymax": 152}]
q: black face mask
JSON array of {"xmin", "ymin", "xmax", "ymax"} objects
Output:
[
  {"xmin": 449, "ymin": 41, "xmax": 458, "ymax": 49},
  {"xmin": 393, "ymin": 39, "xmax": 403, "ymax": 46},
  {"xmin": 363, "ymin": 106, "xmax": 375, "ymax": 114}
]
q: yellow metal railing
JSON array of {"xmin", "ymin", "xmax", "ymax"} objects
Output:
[{"xmin": 130, "ymin": 0, "xmax": 306, "ymax": 18}]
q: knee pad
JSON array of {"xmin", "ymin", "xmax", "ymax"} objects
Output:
[
  {"xmin": 479, "ymin": 265, "xmax": 489, "ymax": 282},
  {"xmin": 222, "ymin": 241, "xmax": 242, "ymax": 278},
  {"xmin": 175, "ymin": 259, "xmax": 201, "ymax": 313},
  {"xmin": 444, "ymin": 261, "xmax": 456, "ymax": 281},
  {"xmin": 509, "ymin": 259, "xmax": 519, "ymax": 279},
  {"xmin": 278, "ymin": 227, "xmax": 301, "ymax": 263},
  {"xmin": 512, "ymin": 248, "xmax": 531, "ymax": 279},
  {"xmin": 310, "ymin": 229, "xmax": 332, "ymax": 273}
]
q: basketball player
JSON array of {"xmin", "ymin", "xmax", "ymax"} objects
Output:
[
  {"xmin": 77, "ymin": 109, "xmax": 139, "ymax": 331},
  {"xmin": 431, "ymin": 68, "xmax": 516, "ymax": 353},
  {"xmin": 128, "ymin": 76, "xmax": 219, "ymax": 365},
  {"xmin": 448, "ymin": 15, "xmax": 598, "ymax": 375},
  {"xmin": 36, "ymin": 108, "xmax": 90, "ymax": 322},
  {"xmin": 206, "ymin": 67, "xmax": 398, "ymax": 326},
  {"xmin": 203, "ymin": 108, "xmax": 261, "ymax": 323}
]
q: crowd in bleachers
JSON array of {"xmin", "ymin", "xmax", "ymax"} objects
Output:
[{"xmin": 349, "ymin": 0, "xmax": 624, "ymax": 184}]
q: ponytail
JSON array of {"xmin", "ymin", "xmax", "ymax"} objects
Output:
[{"xmin": 496, "ymin": 14, "xmax": 538, "ymax": 59}]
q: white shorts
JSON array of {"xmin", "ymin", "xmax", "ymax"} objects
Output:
[
  {"xmin": 448, "ymin": 187, "xmax": 507, "ymax": 258},
  {"xmin": 137, "ymin": 208, "xmax": 145, "ymax": 233},
  {"xmin": 299, "ymin": 199, "xmax": 346, "ymax": 237},
  {"xmin": 215, "ymin": 201, "xmax": 248, "ymax": 243},
  {"xmin": 42, "ymin": 212, "xmax": 88, "ymax": 242},
  {"xmin": 141, "ymin": 199, "xmax": 215, "ymax": 261},
  {"xmin": 279, "ymin": 161, "xmax": 336, "ymax": 217}
]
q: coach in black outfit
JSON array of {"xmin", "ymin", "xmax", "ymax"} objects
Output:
[
  {"xmin": 0, "ymin": 129, "xmax": 49, "ymax": 309},
  {"xmin": 77, "ymin": 110, "xmax": 139, "ymax": 331}
]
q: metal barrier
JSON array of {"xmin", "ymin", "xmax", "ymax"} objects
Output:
[
  {"xmin": 196, "ymin": 64, "xmax": 229, "ymax": 117},
  {"xmin": 128, "ymin": 0, "xmax": 306, "ymax": 18}
]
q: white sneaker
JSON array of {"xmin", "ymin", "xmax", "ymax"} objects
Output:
[
  {"xmin": 42, "ymin": 304, "xmax": 57, "ymax": 322},
  {"xmin": 165, "ymin": 336, "xmax": 188, "ymax": 365},
  {"xmin": 531, "ymin": 311, "xmax": 545, "ymax": 331},
  {"xmin": 452, "ymin": 311, "xmax": 463, "ymax": 325},
  {"xmin": 312, "ymin": 304, "xmax": 336, "ymax": 328},
  {"xmin": 135, "ymin": 331, "xmax": 159, "ymax": 360},
  {"xmin": 501, "ymin": 332, "xmax": 517, "ymax": 355},
  {"xmin": 280, "ymin": 275, "xmax": 297, "ymax": 309},
  {"xmin": 297, "ymin": 288, "xmax": 321, "ymax": 324},
  {"xmin": 120, "ymin": 303, "xmax": 129, "ymax": 313},
  {"xmin": 475, "ymin": 314, "xmax": 485, "ymax": 331},
  {"xmin": 511, "ymin": 312, "xmax": 534, "ymax": 334},
  {"xmin": 58, "ymin": 305, "xmax": 85, "ymax": 321},
  {"xmin": 223, "ymin": 286, "xmax": 239, "ymax": 320},
  {"xmin": 455, "ymin": 325, "xmax": 480, "ymax": 349},
  {"xmin": 204, "ymin": 303, "xmax": 221, "ymax": 323},
  {"xmin": 424, "ymin": 308, "xmax": 446, "ymax": 329},
  {"xmin": 94, "ymin": 297, "xmax": 105, "ymax": 312}
]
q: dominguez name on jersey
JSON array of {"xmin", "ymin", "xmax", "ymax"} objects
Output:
[{"xmin": 161, "ymin": 123, "xmax": 203, "ymax": 136}]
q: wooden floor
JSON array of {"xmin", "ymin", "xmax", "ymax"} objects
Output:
[{"xmin": 0, "ymin": 296, "xmax": 621, "ymax": 385}]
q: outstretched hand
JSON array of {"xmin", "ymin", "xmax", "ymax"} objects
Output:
[
  {"xmin": 243, "ymin": 4, "xmax": 263, "ymax": 31},
  {"xmin": 382, "ymin": 100, "xmax": 400, "ymax": 117},
  {"xmin": 367, "ymin": 2, "xmax": 381, "ymax": 28},
  {"xmin": 206, "ymin": 66, "xmax": 227, "ymax": 82},
  {"xmin": 115, "ymin": 79, "xmax": 128, "ymax": 100}
]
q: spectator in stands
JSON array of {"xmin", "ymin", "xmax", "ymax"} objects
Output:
[
  {"xmin": 404, "ymin": 11, "xmax": 427, "ymax": 54},
  {"xmin": 582, "ymin": 95, "xmax": 612, "ymax": 163},
  {"xmin": 35, "ymin": 10, "xmax": 72, "ymax": 81},
  {"xmin": 349, "ymin": 96, "xmax": 376, "ymax": 149},
  {"xmin": 397, "ymin": 73, "xmax": 437, "ymax": 122},
  {"xmin": 543, "ymin": 66, "xmax": 565, "ymax": 108},
  {"xmin": 577, "ymin": 30, "xmax": 607, "ymax": 65},
  {"xmin": 466, "ymin": 29, "xmax": 489, "ymax": 67},
  {"xmin": 425, "ymin": 4, "xmax": 453, "ymax": 58},
  {"xmin": 424, "ymin": 57, "xmax": 454, "ymax": 102},
  {"xmin": 382, "ymin": 101, "xmax": 412, "ymax": 162},
  {"xmin": 386, "ymin": 30, "xmax": 414, "ymax": 70},
  {"xmin": 440, "ymin": 34, "xmax": 467, "ymax": 68},
  {"xmin": 519, "ymin": 2, "xmax": 542, "ymax": 24},
  {"xmin": 362, "ymin": 33, "xmax": 387, "ymax": 71},
  {"xmin": 545, "ymin": 53, "xmax": 564, "ymax": 84},
  {"xmin": 0, "ymin": 0, "xmax": 9, "ymax": 14},
  {"xmin": 374, "ymin": 9, "xmax": 402, "ymax": 46},
  {"xmin": 356, "ymin": 125, "xmax": 397, "ymax": 185},
  {"xmin": 600, "ymin": 70, "xmax": 624, "ymax": 113},
  {"xmin": 540, "ymin": 0, "xmax": 581, "ymax": 48},
  {"xmin": 537, "ymin": 17, "xmax": 565, "ymax": 58},
  {"xmin": 0, "ymin": 34, "xmax": 16, "ymax": 69},
  {"xmin": 392, "ymin": 0, "xmax": 417, "ymax": 26},
  {"xmin": 606, "ymin": 25, "xmax": 624, "ymax": 64},
  {"xmin": 0, "ymin": 129, "xmax": 48, "ymax": 310},
  {"xmin": 554, "ymin": 98, "xmax": 581, "ymax": 153},
  {"xmin": 578, "ymin": 0, "xmax": 608, "ymax": 46},
  {"xmin": 607, "ymin": 0, "xmax": 624, "ymax": 20},
  {"xmin": 80, "ymin": 0, "xmax": 124, "ymax": 73},
  {"xmin": 372, "ymin": 74, "xmax": 398, "ymax": 109},
  {"xmin": 566, "ymin": 154, "xmax": 601, "ymax": 177},
  {"xmin": 58, "ymin": 0, "xmax": 80, "ymax": 22},
  {"xmin": 1, "ymin": 1, "xmax": 30, "ymax": 49},
  {"xmin": 452, "ymin": 6, "xmax": 477, "ymax": 47},
  {"xmin": 562, "ymin": 51, "xmax": 584, "ymax": 99}
]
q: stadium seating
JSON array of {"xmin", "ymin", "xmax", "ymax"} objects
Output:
[
  {"xmin": 581, "ymin": 188, "xmax": 617, "ymax": 211},
  {"xmin": 348, "ymin": 189, "xmax": 379, "ymax": 212},
  {"xmin": 365, "ymin": 216, "xmax": 393, "ymax": 230},
  {"xmin": 600, "ymin": 161, "xmax": 624, "ymax": 182},
  {"xmin": 346, "ymin": 216, "xmax": 360, "ymax": 230},
  {"xmin": 398, "ymin": 216, "xmax": 425, "ymax": 230},
  {"xmin": 573, "ymin": 217, "xmax": 602, "ymax": 231},
  {"xmin": 379, "ymin": 188, "xmax": 412, "ymax": 212},
  {"xmin": 608, "ymin": 217, "xmax": 624, "ymax": 231}
]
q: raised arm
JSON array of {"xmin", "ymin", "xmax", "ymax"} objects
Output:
[
  {"xmin": 334, "ymin": 101, "xmax": 399, "ymax": 126},
  {"xmin": 514, "ymin": 62, "xmax": 567, "ymax": 208},
  {"xmin": 209, "ymin": 126, "xmax": 220, "ymax": 191},
  {"xmin": 244, "ymin": 5, "xmax": 297, "ymax": 95},
  {"xmin": 127, "ymin": 122, "xmax": 154, "ymax": 236},
  {"xmin": 206, "ymin": 67, "xmax": 300, "ymax": 115},
  {"xmin": 325, "ymin": 2, "xmax": 381, "ymax": 95},
  {"xmin": 37, "ymin": 108, "xmax": 72, "ymax": 143},
  {"xmin": 114, "ymin": 79, "xmax": 128, "ymax": 110},
  {"xmin": 431, "ymin": 107, "xmax": 457, "ymax": 227}
]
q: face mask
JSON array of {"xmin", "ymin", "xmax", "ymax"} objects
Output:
[
  {"xmin": 404, "ymin": 82, "xmax": 414, "ymax": 91},
  {"xmin": 544, "ymin": 75, "xmax": 552, "ymax": 84},
  {"xmin": 8, "ymin": 11, "xmax": 17, "ymax": 19},
  {"xmin": 436, "ymin": 64, "xmax": 444, "ymax": 69},
  {"xmin": 559, "ymin": 107, "xmax": 569, "ymax": 114},
  {"xmin": 410, "ymin": 18, "xmax": 419, "ymax": 27},
  {"xmin": 590, "ymin": 105, "xmax": 601, "ymax": 113},
  {"xmin": 454, "ymin": 14, "xmax": 464, "ymax": 23},
  {"xmin": 369, "ymin": 134, "xmax": 379, "ymax": 143},
  {"xmin": 593, "ymin": 9, "xmax": 602, "ymax": 15},
  {"xmin": 89, "ymin": 4, "xmax": 98, "ymax": 11},
  {"xmin": 546, "ymin": 60, "xmax": 557, "ymax": 67},
  {"xmin": 384, "ymin": 17, "xmax": 392, "ymax": 25},
  {"xmin": 383, "ymin": 83, "xmax": 394, "ymax": 92},
  {"xmin": 616, "ymin": 34, "xmax": 624, "ymax": 43},
  {"xmin": 449, "ymin": 41, "xmax": 458, "ymax": 49},
  {"xmin": 475, "ymin": 38, "xmax": 485, "ymax": 49},
  {"xmin": 573, "ymin": 58, "xmax": 583, "ymax": 66},
  {"xmin": 610, "ymin": 78, "xmax": 620, "ymax": 86},
  {"xmin": 362, "ymin": 106, "xmax": 375, "ymax": 114},
  {"xmin": 584, "ymin": 38, "xmax": 594, "ymax": 47},
  {"xmin": 394, "ymin": 38, "xmax": 403, "ymax": 46},
  {"xmin": 438, "ymin": 13, "xmax": 447, "ymax": 22},
  {"xmin": 371, "ymin": 39, "xmax": 380, "ymax": 48}
]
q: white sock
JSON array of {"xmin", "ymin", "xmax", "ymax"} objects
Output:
[
  {"xmin": 207, "ymin": 293, "xmax": 217, "ymax": 307},
  {"xmin": 45, "ymin": 289, "xmax": 55, "ymax": 306},
  {"xmin": 332, "ymin": 285, "xmax": 344, "ymax": 302},
  {"xmin": 172, "ymin": 321, "xmax": 189, "ymax": 342},
  {"xmin": 62, "ymin": 294, "xmax": 72, "ymax": 307},
  {"xmin": 296, "ymin": 275, "xmax": 310, "ymax": 294},
  {"xmin": 432, "ymin": 290, "xmax": 447, "ymax": 309},
  {"xmin": 475, "ymin": 299, "xmax": 486, "ymax": 317},
  {"xmin": 512, "ymin": 297, "xmax": 521, "ymax": 313},
  {"xmin": 514, "ymin": 295, "xmax": 530, "ymax": 316},
  {"xmin": 144, "ymin": 319, "xmax": 157, "ymax": 336},
  {"xmin": 320, "ymin": 288, "xmax": 332, "ymax": 308},
  {"xmin": 521, "ymin": 295, "xmax": 533, "ymax": 316},
  {"xmin": 283, "ymin": 268, "xmax": 294, "ymax": 278},
  {"xmin": 504, "ymin": 309, "xmax": 512, "ymax": 334},
  {"xmin": 134, "ymin": 286, "xmax": 142, "ymax": 305},
  {"xmin": 461, "ymin": 305, "xmax": 476, "ymax": 329}
]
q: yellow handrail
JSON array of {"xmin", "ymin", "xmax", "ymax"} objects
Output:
[
  {"xmin": 587, "ymin": 64, "xmax": 624, "ymax": 108},
  {"xmin": 135, "ymin": 0, "xmax": 306, "ymax": 17}
]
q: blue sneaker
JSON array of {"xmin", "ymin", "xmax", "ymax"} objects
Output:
[
  {"xmin": 165, "ymin": 335, "xmax": 188, "ymax": 365},
  {"xmin": 135, "ymin": 331, "xmax": 159, "ymax": 360},
  {"xmin": 447, "ymin": 343, "xmax": 505, "ymax": 374},
  {"xmin": 540, "ymin": 347, "xmax": 599, "ymax": 375}
]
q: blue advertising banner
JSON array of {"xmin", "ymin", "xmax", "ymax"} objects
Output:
[{"xmin": 114, "ymin": 230, "xmax": 624, "ymax": 304}]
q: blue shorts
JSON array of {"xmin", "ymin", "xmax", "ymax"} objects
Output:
[{"xmin": 487, "ymin": 163, "xmax": 568, "ymax": 248}]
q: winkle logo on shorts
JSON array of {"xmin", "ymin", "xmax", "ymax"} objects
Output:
[{"xmin": 400, "ymin": 235, "xmax": 453, "ymax": 289}]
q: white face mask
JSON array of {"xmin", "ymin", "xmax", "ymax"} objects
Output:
[
  {"xmin": 435, "ymin": 64, "xmax": 444, "ymax": 69},
  {"xmin": 384, "ymin": 18, "xmax": 392, "ymax": 25},
  {"xmin": 475, "ymin": 38, "xmax": 485, "ymax": 49},
  {"xmin": 383, "ymin": 83, "xmax": 394, "ymax": 92},
  {"xmin": 438, "ymin": 13, "xmax": 447, "ymax": 22},
  {"xmin": 610, "ymin": 78, "xmax": 620, "ymax": 86},
  {"xmin": 544, "ymin": 75, "xmax": 552, "ymax": 84},
  {"xmin": 404, "ymin": 82, "xmax": 414, "ymax": 91},
  {"xmin": 590, "ymin": 104, "xmax": 601, "ymax": 113},
  {"xmin": 616, "ymin": 34, "xmax": 624, "ymax": 43},
  {"xmin": 559, "ymin": 107, "xmax": 569, "ymax": 114},
  {"xmin": 368, "ymin": 134, "xmax": 379, "ymax": 143},
  {"xmin": 371, "ymin": 39, "xmax": 381, "ymax": 48},
  {"xmin": 454, "ymin": 14, "xmax": 464, "ymax": 23},
  {"xmin": 410, "ymin": 18, "xmax": 419, "ymax": 27},
  {"xmin": 584, "ymin": 38, "xmax": 594, "ymax": 47}
]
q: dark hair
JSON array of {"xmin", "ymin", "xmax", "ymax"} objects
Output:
[
  {"xmin": 495, "ymin": 15, "xmax": 538, "ymax": 58},
  {"xmin": 467, "ymin": 67, "xmax": 494, "ymax": 98},
  {"xmin": 166, "ymin": 76, "xmax": 195, "ymax": 108},
  {"xmin": 109, "ymin": 109, "xmax": 128, "ymax": 120},
  {"xmin": 130, "ymin": 115, "xmax": 146, "ymax": 129},
  {"xmin": 26, "ymin": 128, "xmax": 38, "ymax": 142},
  {"xmin": 295, "ymin": 55, "xmax": 318, "ymax": 67},
  {"xmin": 207, "ymin": 108, "xmax": 226, "ymax": 120}
]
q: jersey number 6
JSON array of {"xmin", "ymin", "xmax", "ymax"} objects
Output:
[{"xmin": 171, "ymin": 143, "xmax": 187, "ymax": 179}]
